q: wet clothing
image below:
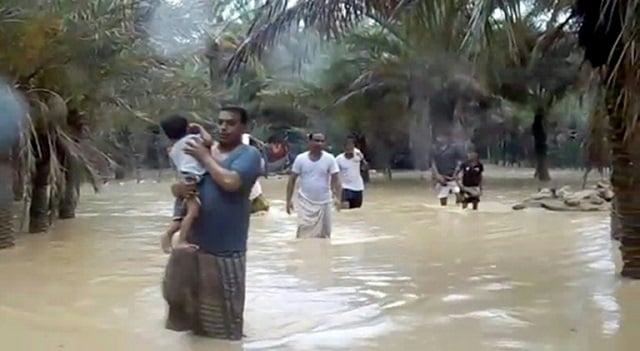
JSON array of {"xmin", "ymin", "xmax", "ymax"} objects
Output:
[
  {"xmin": 164, "ymin": 144, "xmax": 260, "ymax": 340},
  {"xmin": 341, "ymin": 189, "xmax": 363, "ymax": 209},
  {"xmin": 292, "ymin": 151, "xmax": 339, "ymax": 204},
  {"xmin": 436, "ymin": 180, "xmax": 460, "ymax": 199},
  {"xmin": 169, "ymin": 135, "xmax": 207, "ymax": 180},
  {"xmin": 461, "ymin": 161, "xmax": 484, "ymax": 187},
  {"xmin": 433, "ymin": 143, "xmax": 466, "ymax": 177},
  {"xmin": 460, "ymin": 161, "xmax": 484, "ymax": 204},
  {"xmin": 336, "ymin": 149, "xmax": 365, "ymax": 192},
  {"xmin": 163, "ymin": 249, "xmax": 246, "ymax": 340},
  {"xmin": 296, "ymin": 192, "xmax": 332, "ymax": 238},
  {"xmin": 172, "ymin": 144, "xmax": 262, "ymax": 254}
]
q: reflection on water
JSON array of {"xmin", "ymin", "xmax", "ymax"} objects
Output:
[{"xmin": 1, "ymin": 168, "xmax": 639, "ymax": 351}]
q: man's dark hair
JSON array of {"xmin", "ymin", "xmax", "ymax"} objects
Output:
[
  {"xmin": 220, "ymin": 106, "xmax": 248, "ymax": 124},
  {"xmin": 160, "ymin": 115, "xmax": 188, "ymax": 140}
]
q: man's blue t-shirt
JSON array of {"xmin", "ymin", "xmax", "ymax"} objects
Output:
[{"xmin": 173, "ymin": 144, "xmax": 262, "ymax": 255}]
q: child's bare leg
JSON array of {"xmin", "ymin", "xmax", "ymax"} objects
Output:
[
  {"xmin": 161, "ymin": 220, "xmax": 181, "ymax": 253},
  {"xmin": 178, "ymin": 198, "xmax": 200, "ymax": 244}
]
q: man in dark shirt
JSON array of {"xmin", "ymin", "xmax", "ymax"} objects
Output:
[
  {"xmin": 431, "ymin": 133, "xmax": 466, "ymax": 206},
  {"xmin": 457, "ymin": 151, "xmax": 484, "ymax": 210},
  {"xmin": 163, "ymin": 106, "xmax": 262, "ymax": 340}
]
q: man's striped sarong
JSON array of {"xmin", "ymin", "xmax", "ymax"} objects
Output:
[{"xmin": 163, "ymin": 249, "xmax": 246, "ymax": 340}]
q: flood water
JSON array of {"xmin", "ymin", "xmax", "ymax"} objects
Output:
[{"xmin": 1, "ymin": 167, "xmax": 639, "ymax": 351}]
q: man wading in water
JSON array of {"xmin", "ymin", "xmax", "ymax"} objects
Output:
[
  {"xmin": 336, "ymin": 137, "xmax": 366, "ymax": 209},
  {"xmin": 286, "ymin": 133, "xmax": 341, "ymax": 238},
  {"xmin": 431, "ymin": 132, "xmax": 466, "ymax": 206},
  {"xmin": 162, "ymin": 106, "xmax": 262, "ymax": 340}
]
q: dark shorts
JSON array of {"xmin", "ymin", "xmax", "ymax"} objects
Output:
[
  {"xmin": 341, "ymin": 189, "xmax": 363, "ymax": 209},
  {"xmin": 461, "ymin": 186, "xmax": 480, "ymax": 203}
]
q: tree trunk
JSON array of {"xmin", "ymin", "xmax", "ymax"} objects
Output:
[
  {"xmin": 611, "ymin": 197, "xmax": 622, "ymax": 241},
  {"xmin": 532, "ymin": 108, "xmax": 551, "ymax": 182},
  {"xmin": 0, "ymin": 153, "xmax": 16, "ymax": 249},
  {"xmin": 58, "ymin": 159, "xmax": 80, "ymax": 219},
  {"xmin": 607, "ymin": 92, "xmax": 640, "ymax": 278},
  {"xmin": 408, "ymin": 71, "xmax": 432, "ymax": 171},
  {"xmin": 29, "ymin": 150, "xmax": 51, "ymax": 233}
]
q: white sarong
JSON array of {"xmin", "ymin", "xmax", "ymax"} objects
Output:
[
  {"xmin": 295, "ymin": 192, "xmax": 332, "ymax": 239},
  {"xmin": 436, "ymin": 180, "xmax": 460, "ymax": 199}
]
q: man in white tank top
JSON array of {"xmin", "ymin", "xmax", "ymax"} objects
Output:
[{"xmin": 285, "ymin": 133, "xmax": 341, "ymax": 238}]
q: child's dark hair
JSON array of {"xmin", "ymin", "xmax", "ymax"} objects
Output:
[{"xmin": 160, "ymin": 115, "xmax": 188, "ymax": 140}]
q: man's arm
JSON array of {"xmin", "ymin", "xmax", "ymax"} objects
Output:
[
  {"xmin": 287, "ymin": 155, "xmax": 302, "ymax": 204},
  {"xmin": 329, "ymin": 157, "xmax": 341, "ymax": 199},
  {"xmin": 331, "ymin": 172, "xmax": 342, "ymax": 199},
  {"xmin": 286, "ymin": 172, "xmax": 298, "ymax": 205},
  {"xmin": 431, "ymin": 159, "xmax": 442, "ymax": 179},
  {"xmin": 198, "ymin": 146, "xmax": 261, "ymax": 193}
]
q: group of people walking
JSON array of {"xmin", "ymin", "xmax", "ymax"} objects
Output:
[
  {"xmin": 156, "ymin": 107, "xmax": 482, "ymax": 342},
  {"xmin": 157, "ymin": 108, "xmax": 369, "ymax": 341}
]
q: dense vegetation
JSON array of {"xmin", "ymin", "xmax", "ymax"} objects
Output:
[{"xmin": 0, "ymin": 0, "xmax": 638, "ymax": 278}]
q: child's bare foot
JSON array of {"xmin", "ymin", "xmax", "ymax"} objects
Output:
[
  {"xmin": 172, "ymin": 236, "xmax": 199, "ymax": 252},
  {"xmin": 161, "ymin": 233, "xmax": 173, "ymax": 254},
  {"xmin": 173, "ymin": 242, "xmax": 199, "ymax": 252}
]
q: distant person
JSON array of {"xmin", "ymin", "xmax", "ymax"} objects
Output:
[
  {"xmin": 457, "ymin": 151, "xmax": 484, "ymax": 210},
  {"xmin": 160, "ymin": 116, "xmax": 212, "ymax": 252},
  {"xmin": 286, "ymin": 133, "xmax": 341, "ymax": 238},
  {"xmin": 162, "ymin": 106, "xmax": 262, "ymax": 340},
  {"xmin": 336, "ymin": 137, "xmax": 366, "ymax": 209},
  {"xmin": 431, "ymin": 132, "xmax": 466, "ymax": 206}
]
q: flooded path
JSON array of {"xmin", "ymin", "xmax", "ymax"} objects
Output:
[{"xmin": 1, "ymin": 168, "xmax": 639, "ymax": 350}]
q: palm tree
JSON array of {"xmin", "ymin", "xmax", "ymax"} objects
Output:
[
  {"xmin": 226, "ymin": 0, "xmax": 577, "ymax": 180},
  {"xmin": 575, "ymin": 0, "xmax": 640, "ymax": 278},
  {"xmin": 0, "ymin": 0, "xmax": 149, "ymax": 233},
  {"xmin": 229, "ymin": 0, "xmax": 640, "ymax": 278}
]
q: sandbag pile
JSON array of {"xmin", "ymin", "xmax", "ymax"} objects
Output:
[{"xmin": 513, "ymin": 181, "xmax": 613, "ymax": 212}]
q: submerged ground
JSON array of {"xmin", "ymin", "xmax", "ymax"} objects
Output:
[{"xmin": 0, "ymin": 166, "xmax": 638, "ymax": 351}]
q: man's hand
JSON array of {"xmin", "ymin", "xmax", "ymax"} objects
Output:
[
  {"xmin": 333, "ymin": 197, "xmax": 342, "ymax": 212},
  {"xmin": 189, "ymin": 123, "xmax": 213, "ymax": 147},
  {"xmin": 184, "ymin": 139, "xmax": 212, "ymax": 162},
  {"xmin": 171, "ymin": 183, "xmax": 196, "ymax": 198},
  {"xmin": 435, "ymin": 174, "xmax": 446, "ymax": 185},
  {"xmin": 286, "ymin": 201, "xmax": 294, "ymax": 215}
]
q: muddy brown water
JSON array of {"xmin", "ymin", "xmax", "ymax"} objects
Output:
[{"xmin": 1, "ymin": 167, "xmax": 639, "ymax": 351}]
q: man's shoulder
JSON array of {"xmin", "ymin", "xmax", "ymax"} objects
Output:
[
  {"xmin": 235, "ymin": 144, "xmax": 260, "ymax": 159},
  {"xmin": 335, "ymin": 153, "xmax": 345, "ymax": 161}
]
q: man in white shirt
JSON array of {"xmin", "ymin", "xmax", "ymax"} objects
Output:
[
  {"xmin": 286, "ymin": 133, "xmax": 341, "ymax": 238},
  {"xmin": 335, "ymin": 137, "xmax": 366, "ymax": 209}
]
